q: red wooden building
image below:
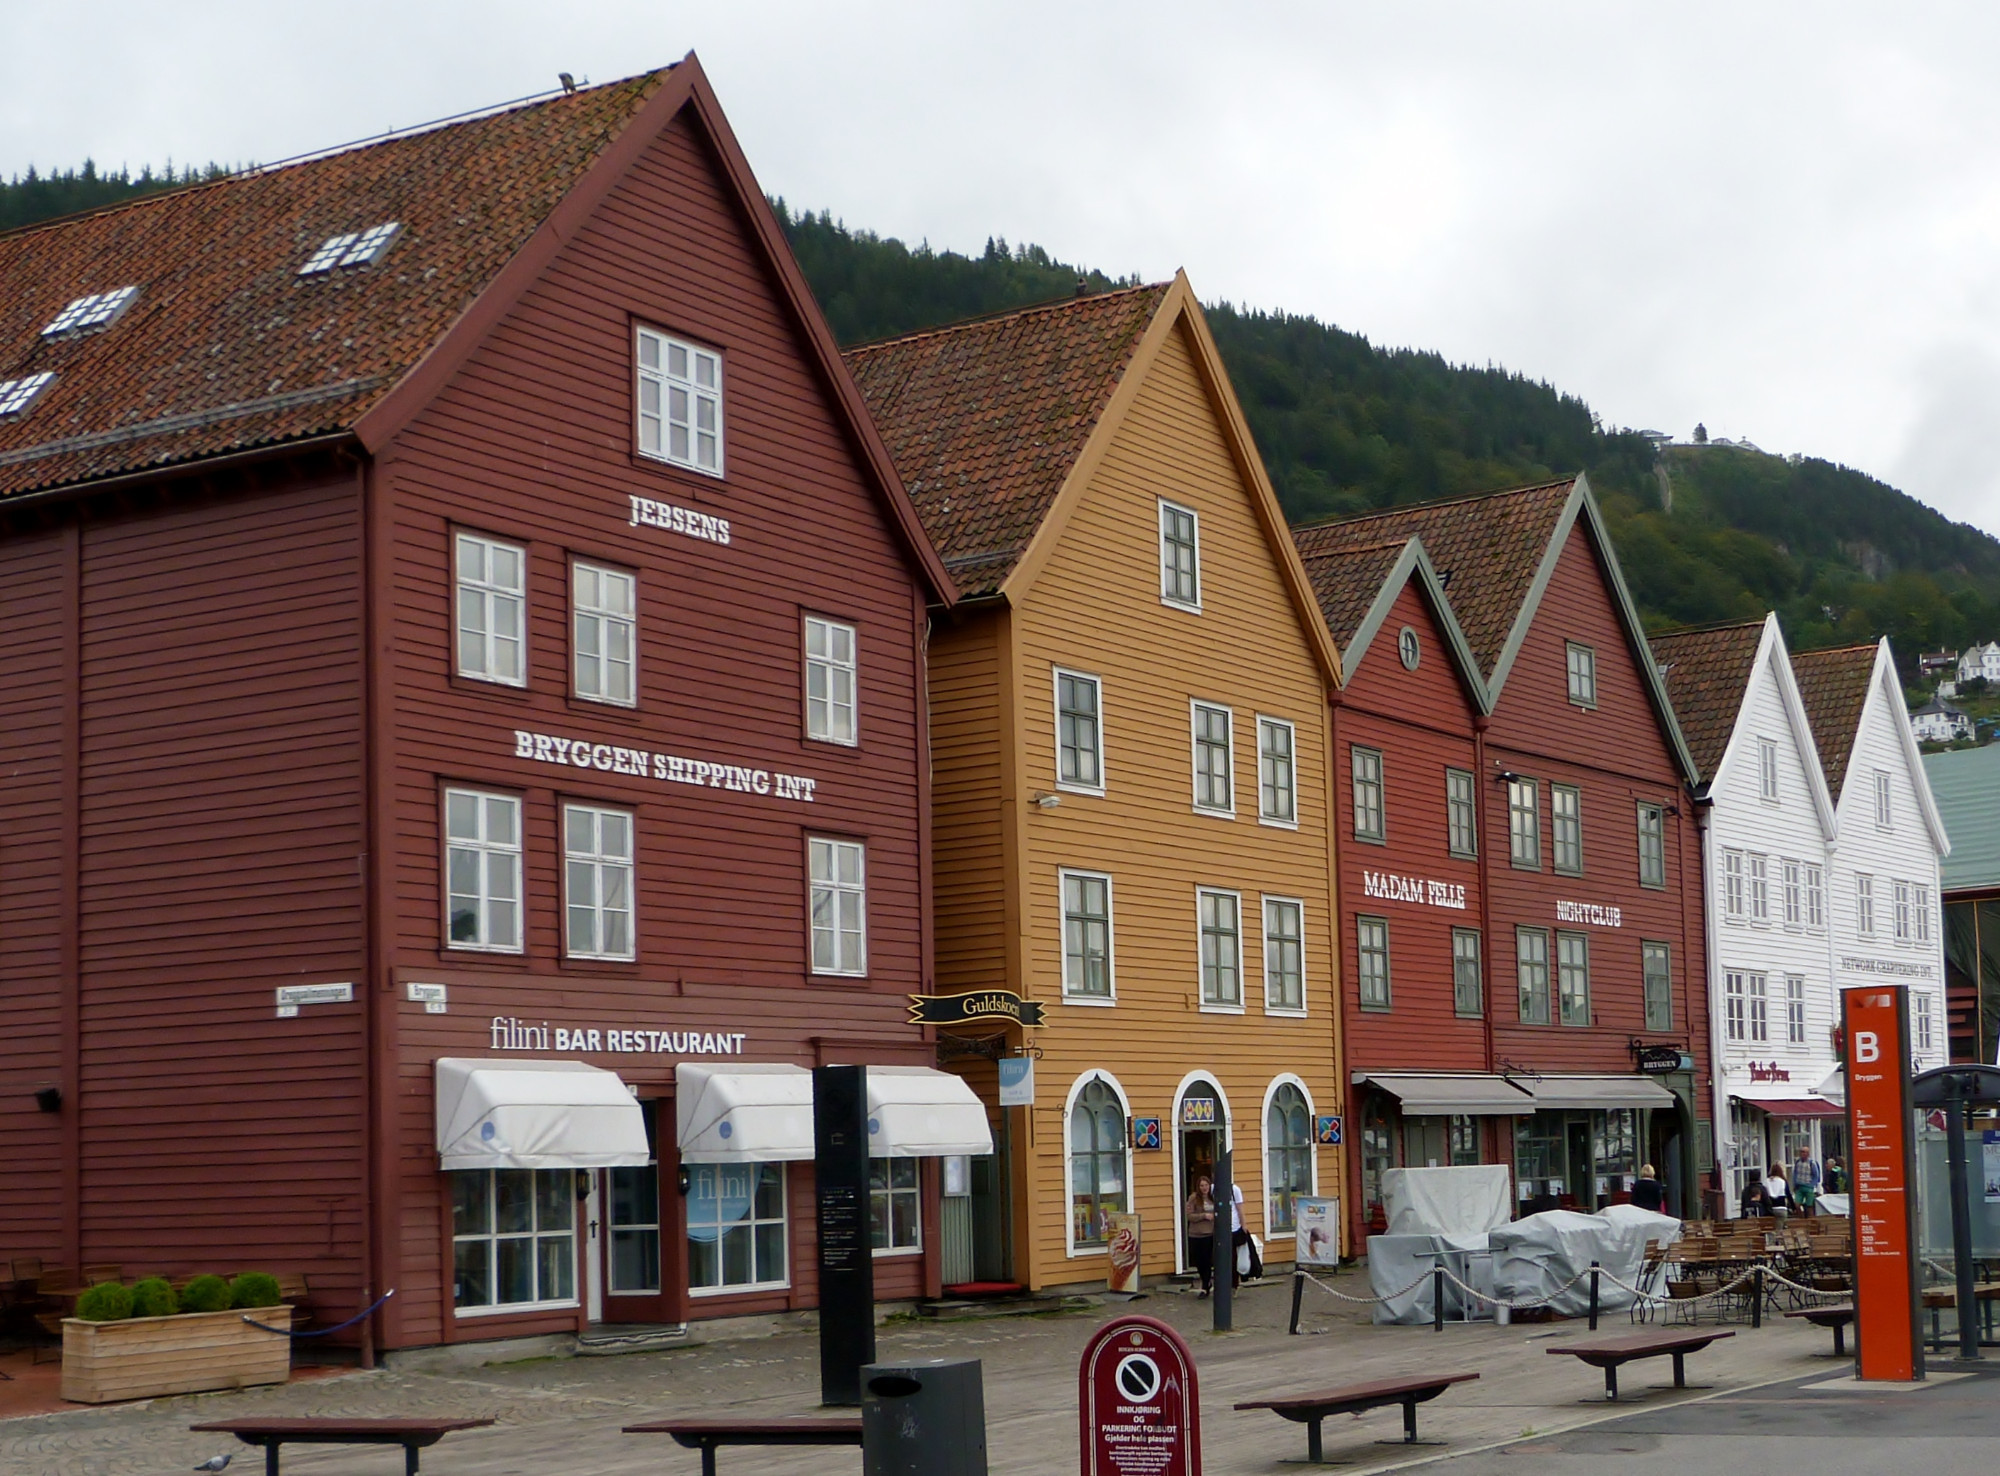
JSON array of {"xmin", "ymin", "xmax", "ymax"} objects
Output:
[
  {"xmin": 0, "ymin": 59, "xmax": 973, "ymax": 1357},
  {"xmin": 1296, "ymin": 477, "xmax": 1709, "ymax": 1240}
]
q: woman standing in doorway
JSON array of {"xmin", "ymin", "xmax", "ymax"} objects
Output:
[{"xmin": 1184, "ymin": 1175, "xmax": 1217, "ymax": 1297}]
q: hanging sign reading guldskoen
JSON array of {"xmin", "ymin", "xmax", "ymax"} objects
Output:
[{"xmin": 907, "ymin": 990, "xmax": 1046, "ymax": 1028}]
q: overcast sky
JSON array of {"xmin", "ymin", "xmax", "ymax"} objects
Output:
[{"xmin": 9, "ymin": 3, "xmax": 2000, "ymax": 536}]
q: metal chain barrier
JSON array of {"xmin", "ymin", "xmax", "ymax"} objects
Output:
[
  {"xmin": 1296, "ymin": 1253, "xmax": 1846, "ymax": 1318},
  {"xmin": 1296, "ymin": 1266, "xmax": 1437, "ymax": 1305}
]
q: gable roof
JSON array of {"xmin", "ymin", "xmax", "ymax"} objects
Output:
[
  {"xmin": 1295, "ymin": 533, "xmax": 1488, "ymax": 708},
  {"xmin": 0, "ymin": 58, "xmax": 953, "ymax": 599},
  {"xmin": 843, "ymin": 284, "xmax": 1169, "ymax": 597},
  {"xmin": 1649, "ymin": 619, "xmax": 1765, "ymax": 782},
  {"xmin": 1789, "ymin": 643, "xmax": 1879, "ymax": 798}
]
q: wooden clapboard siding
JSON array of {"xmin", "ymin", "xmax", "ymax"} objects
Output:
[
  {"xmin": 1006, "ymin": 315, "xmax": 1341, "ymax": 1290},
  {"xmin": 928, "ymin": 612, "xmax": 1012, "ymax": 993}
]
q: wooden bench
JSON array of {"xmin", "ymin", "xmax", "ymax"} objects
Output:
[
  {"xmin": 1785, "ymin": 1303, "xmax": 1855, "ymax": 1357},
  {"xmin": 1546, "ymin": 1328, "xmax": 1735, "ymax": 1401},
  {"xmin": 189, "ymin": 1417, "xmax": 493, "ymax": 1476},
  {"xmin": 1921, "ymin": 1281, "xmax": 2000, "ymax": 1350},
  {"xmin": 1234, "ymin": 1372, "xmax": 1480, "ymax": 1462},
  {"xmin": 624, "ymin": 1416, "xmax": 864, "ymax": 1476}
]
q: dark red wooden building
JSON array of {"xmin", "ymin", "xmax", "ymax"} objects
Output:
[
  {"xmin": 0, "ymin": 58, "xmax": 974, "ymax": 1357},
  {"xmin": 1296, "ymin": 477, "xmax": 1710, "ymax": 1240}
]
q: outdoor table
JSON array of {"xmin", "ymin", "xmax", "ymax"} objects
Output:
[{"xmin": 189, "ymin": 1417, "xmax": 494, "ymax": 1476}]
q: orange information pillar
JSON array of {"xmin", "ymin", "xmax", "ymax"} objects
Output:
[{"xmin": 1842, "ymin": 986, "xmax": 1922, "ymax": 1382}]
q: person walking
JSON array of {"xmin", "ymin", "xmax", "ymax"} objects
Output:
[
  {"xmin": 1789, "ymin": 1146, "xmax": 1821, "ymax": 1214},
  {"xmin": 1630, "ymin": 1163, "xmax": 1668, "ymax": 1213},
  {"xmin": 1763, "ymin": 1163, "xmax": 1794, "ymax": 1218},
  {"xmin": 1229, "ymin": 1180, "xmax": 1263, "ymax": 1287},
  {"xmin": 1184, "ymin": 1175, "xmax": 1217, "ymax": 1298}
]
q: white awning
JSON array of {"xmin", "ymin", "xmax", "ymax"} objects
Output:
[
  {"xmin": 1516, "ymin": 1075, "xmax": 1677, "ymax": 1111},
  {"xmin": 435, "ymin": 1058, "xmax": 651, "ymax": 1171},
  {"xmin": 676, "ymin": 1063, "xmax": 815, "ymax": 1164},
  {"xmin": 867, "ymin": 1067, "xmax": 994, "ymax": 1157},
  {"xmin": 1356, "ymin": 1073, "xmax": 1536, "ymax": 1115}
]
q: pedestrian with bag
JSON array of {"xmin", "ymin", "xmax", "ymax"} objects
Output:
[
  {"xmin": 1184, "ymin": 1174, "xmax": 1217, "ymax": 1298},
  {"xmin": 1230, "ymin": 1180, "xmax": 1263, "ymax": 1286}
]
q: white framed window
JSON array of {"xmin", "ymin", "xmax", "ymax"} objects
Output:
[
  {"xmin": 1192, "ymin": 702, "xmax": 1234, "ymax": 815},
  {"xmin": 1782, "ymin": 860, "xmax": 1802, "ymax": 928},
  {"xmin": 1357, "ymin": 914, "xmax": 1391, "ymax": 1011},
  {"xmin": 1061, "ymin": 869, "xmax": 1114, "ymax": 1002},
  {"xmin": 1265, "ymin": 1080, "xmax": 1314, "ymax": 1234},
  {"xmin": 1894, "ymin": 880, "xmax": 1912, "ymax": 943},
  {"xmin": 1874, "ymin": 770, "xmax": 1893, "ymax": 829},
  {"xmin": 1551, "ymin": 784, "xmax": 1583, "ymax": 875},
  {"xmin": 687, "ymin": 1162, "xmax": 787, "ymax": 1293},
  {"xmin": 1263, "ymin": 896, "xmax": 1305, "ymax": 1013},
  {"xmin": 1723, "ymin": 849, "xmax": 1745, "ymax": 920},
  {"xmin": 1917, "ymin": 884, "xmax": 1933, "ymax": 944},
  {"xmin": 573, "ymin": 562, "xmax": 636, "ymax": 705},
  {"xmin": 1636, "ymin": 802, "xmax": 1666, "ymax": 889},
  {"xmin": 1566, "ymin": 642, "xmax": 1597, "ymax": 707},
  {"xmin": 1643, "ymin": 941, "xmax": 1673, "ymax": 1031},
  {"xmin": 1508, "ymin": 776, "xmax": 1540, "ymax": 869},
  {"xmin": 805, "ymin": 616, "xmax": 858, "ymax": 745},
  {"xmin": 564, "ymin": 804, "xmax": 634, "ymax": 960},
  {"xmin": 1805, "ymin": 864, "xmax": 1826, "ymax": 930},
  {"xmin": 1055, "ymin": 669, "xmax": 1103, "ymax": 791},
  {"xmin": 1748, "ymin": 854, "xmax": 1770, "ymax": 923},
  {"xmin": 1557, "ymin": 931, "xmax": 1590, "ymax": 1027},
  {"xmin": 809, "ymin": 838, "xmax": 867, "ymax": 976},
  {"xmin": 1748, "ymin": 972, "xmax": 1769, "ymax": 1043},
  {"xmin": 1447, "ymin": 768, "xmax": 1477, "ymax": 857},
  {"xmin": 1067, "ymin": 1074, "xmax": 1131, "ymax": 1252},
  {"xmin": 456, "ymin": 532, "xmax": 526, "ymax": 686},
  {"xmin": 1351, "ymin": 745, "xmax": 1384, "ymax": 841},
  {"xmin": 1517, "ymin": 927, "xmax": 1550, "ymax": 1024},
  {"xmin": 1786, "ymin": 975, "xmax": 1806, "ymax": 1045},
  {"xmin": 1916, "ymin": 993, "xmax": 1934, "ymax": 1052},
  {"xmin": 1758, "ymin": 738, "xmax": 1780, "ymax": 802},
  {"xmin": 636, "ymin": 326, "xmax": 723, "ymax": 475},
  {"xmin": 869, "ymin": 1159, "xmax": 920, "ymax": 1254},
  {"xmin": 1159, "ymin": 500, "xmax": 1201, "ymax": 610},
  {"xmin": 1856, "ymin": 874, "xmax": 1875, "ymax": 937},
  {"xmin": 1258, "ymin": 717, "xmax": 1297, "ymax": 826},
  {"xmin": 1198, "ymin": 888, "xmax": 1243, "ymax": 1009},
  {"xmin": 1725, "ymin": 971, "xmax": 1746, "ymax": 1042},
  {"xmin": 445, "ymin": 788, "xmax": 522, "ymax": 952},
  {"xmin": 452, "ymin": 1169, "xmax": 576, "ymax": 1312},
  {"xmin": 1453, "ymin": 927, "xmax": 1483, "ymax": 1018}
]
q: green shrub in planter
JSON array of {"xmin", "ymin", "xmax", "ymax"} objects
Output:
[
  {"xmin": 229, "ymin": 1272, "xmax": 282, "ymax": 1310},
  {"xmin": 179, "ymin": 1275, "xmax": 231, "ymax": 1314},
  {"xmin": 129, "ymin": 1277, "xmax": 179, "ymax": 1318},
  {"xmin": 75, "ymin": 1282, "xmax": 134, "ymax": 1322}
]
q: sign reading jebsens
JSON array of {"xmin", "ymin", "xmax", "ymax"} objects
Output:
[
  {"xmin": 1843, "ymin": 985, "xmax": 1921, "ymax": 1382},
  {"xmin": 514, "ymin": 729, "xmax": 817, "ymax": 803},
  {"xmin": 1080, "ymin": 1315, "xmax": 1200, "ymax": 1476}
]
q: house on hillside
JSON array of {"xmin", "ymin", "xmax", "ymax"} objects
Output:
[
  {"xmin": 0, "ymin": 58, "xmax": 972, "ymax": 1355},
  {"xmin": 1957, "ymin": 642, "xmax": 2000, "ymax": 685},
  {"xmin": 1910, "ymin": 695, "xmax": 1975, "ymax": 746},
  {"xmin": 1651, "ymin": 617, "xmax": 1845, "ymax": 1216},
  {"xmin": 1919, "ymin": 650, "xmax": 1959, "ymax": 679},
  {"xmin": 1921, "ymin": 743, "xmax": 2000, "ymax": 1063}
]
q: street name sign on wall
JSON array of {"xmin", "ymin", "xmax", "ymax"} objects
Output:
[
  {"xmin": 1843, "ymin": 986, "xmax": 1922, "ymax": 1382},
  {"xmin": 1080, "ymin": 1314, "xmax": 1200, "ymax": 1476}
]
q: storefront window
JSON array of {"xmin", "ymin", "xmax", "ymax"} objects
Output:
[
  {"xmin": 1360, "ymin": 1096, "xmax": 1394, "ymax": 1225},
  {"xmin": 1727, "ymin": 1103, "xmax": 1765, "ymax": 1207},
  {"xmin": 1266, "ymin": 1083, "xmax": 1312, "ymax": 1232},
  {"xmin": 687, "ymin": 1162, "xmax": 788, "ymax": 1292},
  {"xmin": 1069, "ymin": 1077, "xmax": 1128, "ymax": 1248},
  {"xmin": 1448, "ymin": 1115, "xmax": 1480, "ymax": 1166},
  {"xmin": 870, "ymin": 1158, "xmax": 920, "ymax": 1252},
  {"xmin": 452, "ymin": 1169, "xmax": 575, "ymax": 1311},
  {"xmin": 1514, "ymin": 1111, "xmax": 1565, "ymax": 1207},
  {"xmin": 1591, "ymin": 1108, "xmax": 1636, "ymax": 1203}
]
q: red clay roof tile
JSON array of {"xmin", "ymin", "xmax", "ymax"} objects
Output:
[
  {"xmin": 1789, "ymin": 643, "xmax": 1881, "ymax": 798},
  {"xmin": 1649, "ymin": 619, "xmax": 1766, "ymax": 784}
]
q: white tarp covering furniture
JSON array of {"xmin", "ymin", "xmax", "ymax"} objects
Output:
[
  {"xmin": 866, "ymin": 1066, "xmax": 994, "ymax": 1157},
  {"xmin": 1514, "ymin": 1075, "xmax": 1677, "ymax": 1110},
  {"xmin": 435, "ymin": 1058, "xmax": 651, "ymax": 1170},
  {"xmin": 1356, "ymin": 1074, "xmax": 1535, "ymax": 1114},
  {"xmin": 1366, "ymin": 1232, "xmax": 1495, "ymax": 1325},
  {"xmin": 1489, "ymin": 1207, "xmax": 1681, "ymax": 1316},
  {"xmin": 676, "ymin": 1063, "xmax": 815, "ymax": 1164},
  {"xmin": 1381, "ymin": 1165, "xmax": 1513, "ymax": 1236}
]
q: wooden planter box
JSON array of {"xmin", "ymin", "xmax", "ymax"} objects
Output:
[{"xmin": 62, "ymin": 1306, "xmax": 291, "ymax": 1404}]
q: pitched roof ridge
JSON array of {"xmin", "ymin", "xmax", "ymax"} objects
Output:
[
  {"xmin": 1297, "ymin": 533, "xmax": 1412, "ymax": 558},
  {"xmin": 1649, "ymin": 616, "xmax": 1767, "ymax": 641},
  {"xmin": 1290, "ymin": 475, "xmax": 1576, "ymax": 535},
  {"xmin": 844, "ymin": 280, "xmax": 1171, "ymax": 356},
  {"xmin": 1793, "ymin": 641, "xmax": 1879, "ymax": 658}
]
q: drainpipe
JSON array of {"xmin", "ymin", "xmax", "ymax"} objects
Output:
[
  {"xmin": 1697, "ymin": 801, "xmax": 1730, "ymax": 1220},
  {"xmin": 1474, "ymin": 716, "xmax": 1500, "ymax": 1177}
]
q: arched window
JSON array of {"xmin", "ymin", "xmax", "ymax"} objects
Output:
[
  {"xmin": 1266, "ymin": 1082, "xmax": 1313, "ymax": 1232},
  {"xmin": 1069, "ymin": 1077, "xmax": 1128, "ymax": 1248}
]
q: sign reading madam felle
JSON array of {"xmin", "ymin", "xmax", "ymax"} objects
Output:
[
  {"xmin": 513, "ymin": 729, "xmax": 818, "ymax": 803},
  {"xmin": 1361, "ymin": 870, "xmax": 1467, "ymax": 910}
]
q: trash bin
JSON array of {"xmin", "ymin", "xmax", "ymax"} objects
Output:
[{"xmin": 861, "ymin": 1357, "xmax": 987, "ymax": 1476}]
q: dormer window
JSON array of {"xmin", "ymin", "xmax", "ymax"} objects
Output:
[
  {"xmin": 0, "ymin": 372, "xmax": 55, "ymax": 418},
  {"xmin": 635, "ymin": 327, "xmax": 723, "ymax": 475},
  {"xmin": 298, "ymin": 221, "xmax": 402, "ymax": 276},
  {"xmin": 42, "ymin": 286, "xmax": 138, "ymax": 336}
]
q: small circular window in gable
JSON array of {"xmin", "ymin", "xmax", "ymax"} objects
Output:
[{"xmin": 1398, "ymin": 626, "xmax": 1421, "ymax": 670}]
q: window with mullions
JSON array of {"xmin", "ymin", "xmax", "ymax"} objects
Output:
[
  {"xmin": 452, "ymin": 1169, "xmax": 575, "ymax": 1310},
  {"xmin": 456, "ymin": 533, "xmax": 526, "ymax": 685},
  {"xmin": 1159, "ymin": 500, "xmax": 1201, "ymax": 609},
  {"xmin": 1722, "ymin": 849, "xmax": 1745, "ymax": 919},
  {"xmin": 1783, "ymin": 859, "xmax": 1802, "ymax": 927},
  {"xmin": 1566, "ymin": 642, "xmax": 1597, "ymax": 706},
  {"xmin": 1856, "ymin": 874, "xmax": 1875, "ymax": 936},
  {"xmin": 1069, "ymin": 1078, "xmax": 1128, "ymax": 1248},
  {"xmin": 1748, "ymin": 854, "xmax": 1769, "ymax": 923},
  {"xmin": 1725, "ymin": 970, "xmax": 1747, "ymax": 1042},
  {"xmin": 1508, "ymin": 776, "xmax": 1540, "ymax": 869},
  {"xmin": 636, "ymin": 326, "xmax": 723, "ymax": 475},
  {"xmin": 1636, "ymin": 802, "xmax": 1666, "ymax": 889},
  {"xmin": 1263, "ymin": 896, "xmax": 1304, "ymax": 1012},
  {"xmin": 1643, "ymin": 941, "xmax": 1673, "ymax": 1031},
  {"xmin": 564, "ymin": 804, "xmax": 634, "ymax": 960},
  {"xmin": 1894, "ymin": 880, "xmax": 1913, "ymax": 943},
  {"xmin": 1062, "ymin": 870, "xmax": 1113, "ymax": 1000},
  {"xmin": 1453, "ymin": 927, "xmax": 1483, "ymax": 1018},
  {"xmin": 1557, "ymin": 931, "xmax": 1590, "ymax": 1026},
  {"xmin": 869, "ymin": 1159, "xmax": 920, "ymax": 1253},
  {"xmin": 809, "ymin": 838, "xmax": 867, "ymax": 975},
  {"xmin": 1358, "ymin": 915, "xmax": 1391, "ymax": 1011},
  {"xmin": 1266, "ymin": 1084, "xmax": 1313, "ymax": 1233},
  {"xmin": 446, "ymin": 789, "xmax": 522, "ymax": 951},
  {"xmin": 1874, "ymin": 770, "xmax": 1892, "ymax": 829},
  {"xmin": 573, "ymin": 563, "xmax": 636, "ymax": 705},
  {"xmin": 686, "ymin": 1162, "xmax": 787, "ymax": 1292},
  {"xmin": 1447, "ymin": 768, "xmax": 1477, "ymax": 857},
  {"xmin": 1552, "ymin": 784, "xmax": 1583, "ymax": 875},
  {"xmin": 1786, "ymin": 975, "xmax": 1806, "ymax": 1045},
  {"xmin": 1805, "ymin": 865, "xmax": 1825, "ymax": 929},
  {"xmin": 1517, "ymin": 927, "xmax": 1550, "ymax": 1024},
  {"xmin": 1747, "ymin": 972, "xmax": 1768, "ymax": 1042},
  {"xmin": 1258, "ymin": 717, "xmax": 1296, "ymax": 825},
  {"xmin": 1056, "ymin": 670, "xmax": 1103, "ymax": 790},
  {"xmin": 1758, "ymin": 738, "xmax": 1780, "ymax": 801},
  {"xmin": 1199, "ymin": 889, "xmax": 1242, "ymax": 1008},
  {"xmin": 805, "ymin": 617, "xmax": 858, "ymax": 746},
  {"xmin": 1193, "ymin": 703, "xmax": 1233, "ymax": 813},
  {"xmin": 1352, "ymin": 746, "xmax": 1384, "ymax": 842}
]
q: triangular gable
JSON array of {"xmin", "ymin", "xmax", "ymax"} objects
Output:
[
  {"xmin": 1703, "ymin": 614, "xmax": 1838, "ymax": 839},
  {"xmin": 1304, "ymin": 535, "xmax": 1489, "ymax": 712},
  {"xmin": 1850, "ymin": 639, "xmax": 1952, "ymax": 857}
]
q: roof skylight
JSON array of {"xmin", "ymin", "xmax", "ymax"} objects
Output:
[
  {"xmin": 298, "ymin": 221, "xmax": 402, "ymax": 276},
  {"xmin": 42, "ymin": 286, "xmax": 139, "ymax": 337},
  {"xmin": 0, "ymin": 372, "xmax": 56, "ymax": 418}
]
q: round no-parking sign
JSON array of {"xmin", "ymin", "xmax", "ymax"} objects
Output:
[{"xmin": 1078, "ymin": 1314, "xmax": 1201, "ymax": 1476}]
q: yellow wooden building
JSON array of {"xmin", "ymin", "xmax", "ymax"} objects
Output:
[{"xmin": 847, "ymin": 276, "xmax": 1345, "ymax": 1290}]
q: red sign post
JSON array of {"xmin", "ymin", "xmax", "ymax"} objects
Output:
[
  {"xmin": 1843, "ymin": 986, "xmax": 1922, "ymax": 1381},
  {"xmin": 1079, "ymin": 1314, "xmax": 1201, "ymax": 1476}
]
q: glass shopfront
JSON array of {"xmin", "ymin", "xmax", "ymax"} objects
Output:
[{"xmin": 1513, "ymin": 1108, "xmax": 1640, "ymax": 1212}]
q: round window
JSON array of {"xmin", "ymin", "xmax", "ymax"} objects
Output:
[{"xmin": 1398, "ymin": 626, "xmax": 1421, "ymax": 670}]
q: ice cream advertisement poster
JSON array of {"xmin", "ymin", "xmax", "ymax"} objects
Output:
[
  {"xmin": 1106, "ymin": 1213, "xmax": 1142, "ymax": 1293},
  {"xmin": 1295, "ymin": 1197, "xmax": 1341, "ymax": 1266}
]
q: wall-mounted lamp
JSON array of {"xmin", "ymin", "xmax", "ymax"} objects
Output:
[
  {"xmin": 34, "ymin": 1087, "xmax": 61, "ymax": 1113},
  {"xmin": 1031, "ymin": 792, "xmax": 1061, "ymax": 810},
  {"xmin": 1496, "ymin": 770, "xmax": 1521, "ymax": 785},
  {"xmin": 574, "ymin": 1169, "xmax": 593, "ymax": 1202},
  {"xmin": 676, "ymin": 1165, "xmax": 692, "ymax": 1197}
]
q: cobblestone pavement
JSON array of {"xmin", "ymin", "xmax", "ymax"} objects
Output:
[{"xmin": 0, "ymin": 1272, "xmax": 1850, "ymax": 1476}]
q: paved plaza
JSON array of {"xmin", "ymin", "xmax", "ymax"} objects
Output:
[{"xmin": 0, "ymin": 1272, "xmax": 1984, "ymax": 1476}]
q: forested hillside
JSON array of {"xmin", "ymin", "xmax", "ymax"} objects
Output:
[{"xmin": 6, "ymin": 167, "xmax": 1995, "ymax": 665}]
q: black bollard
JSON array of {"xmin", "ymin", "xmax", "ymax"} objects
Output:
[
  {"xmin": 1433, "ymin": 1257, "xmax": 1445, "ymax": 1333},
  {"xmin": 1289, "ymin": 1268, "xmax": 1306, "ymax": 1336},
  {"xmin": 1751, "ymin": 1266, "xmax": 1763, "ymax": 1329},
  {"xmin": 1588, "ymin": 1261, "xmax": 1600, "ymax": 1332}
]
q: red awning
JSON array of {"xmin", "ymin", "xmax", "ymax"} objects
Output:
[{"xmin": 1736, "ymin": 1094, "xmax": 1843, "ymax": 1119}]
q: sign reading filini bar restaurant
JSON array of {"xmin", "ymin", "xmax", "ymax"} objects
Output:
[
  {"xmin": 513, "ymin": 730, "xmax": 817, "ymax": 803},
  {"xmin": 490, "ymin": 1016, "xmax": 748, "ymax": 1056},
  {"xmin": 1361, "ymin": 870, "xmax": 1467, "ymax": 910}
]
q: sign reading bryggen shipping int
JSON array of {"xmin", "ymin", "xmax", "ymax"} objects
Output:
[
  {"xmin": 908, "ymin": 990, "xmax": 1047, "ymax": 1028},
  {"xmin": 513, "ymin": 730, "xmax": 817, "ymax": 803}
]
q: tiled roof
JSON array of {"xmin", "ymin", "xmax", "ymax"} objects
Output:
[
  {"xmin": 1790, "ymin": 643, "xmax": 1879, "ymax": 798},
  {"xmin": 1289, "ymin": 479, "xmax": 1575, "ymax": 677},
  {"xmin": 1649, "ymin": 619, "xmax": 1765, "ymax": 784},
  {"xmin": 1296, "ymin": 536, "xmax": 1410, "ymax": 652},
  {"xmin": 0, "ymin": 71, "xmax": 670, "ymax": 497},
  {"xmin": 843, "ymin": 285, "xmax": 1170, "ymax": 598}
]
